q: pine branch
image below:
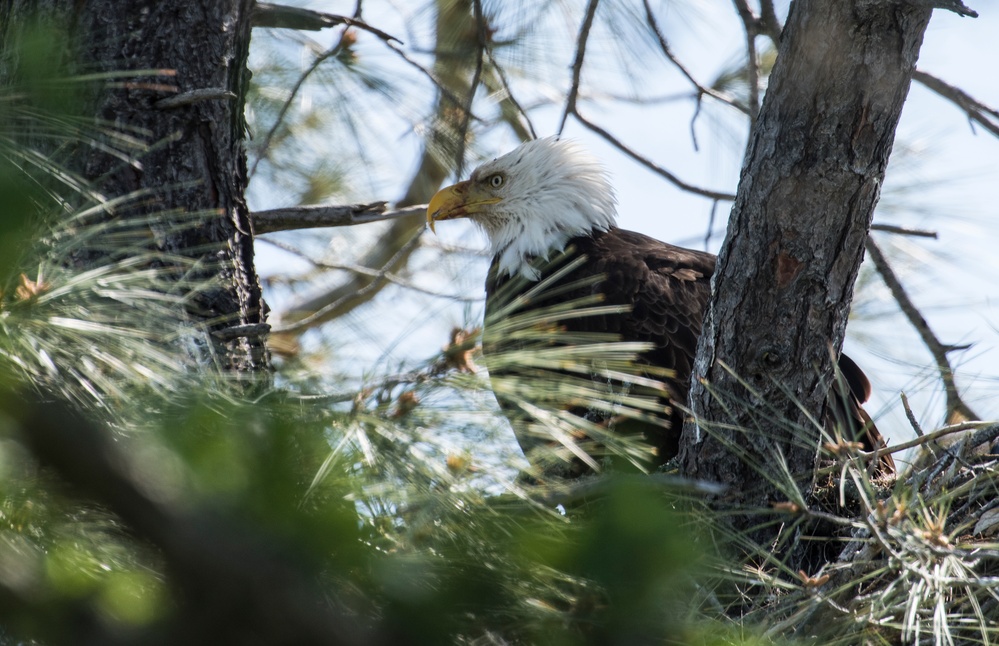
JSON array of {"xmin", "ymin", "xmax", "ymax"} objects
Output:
[{"xmin": 9, "ymin": 393, "xmax": 382, "ymax": 646}]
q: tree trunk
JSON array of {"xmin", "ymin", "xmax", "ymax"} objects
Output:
[
  {"xmin": 2, "ymin": 0, "xmax": 268, "ymax": 374},
  {"xmin": 680, "ymin": 0, "xmax": 931, "ymax": 533}
]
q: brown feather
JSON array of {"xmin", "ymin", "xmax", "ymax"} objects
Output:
[{"xmin": 483, "ymin": 226, "xmax": 894, "ymax": 477}]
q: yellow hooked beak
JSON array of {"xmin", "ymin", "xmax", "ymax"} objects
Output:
[{"xmin": 426, "ymin": 180, "xmax": 502, "ymax": 233}]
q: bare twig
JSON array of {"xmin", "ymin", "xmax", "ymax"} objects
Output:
[
  {"xmin": 454, "ymin": 0, "xmax": 488, "ymax": 178},
  {"xmin": 758, "ymin": 0, "xmax": 783, "ymax": 43},
  {"xmin": 258, "ymin": 237, "xmax": 482, "ymax": 303},
  {"xmin": 274, "ymin": 231, "xmax": 426, "ymax": 334},
  {"xmin": 484, "ymin": 48, "xmax": 537, "ymax": 141},
  {"xmin": 248, "ymin": 25, "xmax": 355, "ymax": 179},
  {"xmin": 870, "ymin": 223, "xmax": 938, "ymax": 238},
  {"xmin": 731, "ymin": 0, "xmax": 761, "ymax": 123},
  {"xmin": 817, "ymin": 420, "xmax": 992, "ymax": 474},
  {"xmin": 573, "ymin": 111, "xmax": 736, "ymax": 201},
  {"xmin": 901, "ymin": 391, "xmax": 925, "ymax": 437},
  {"xmin": 252, "ymin": 2, "xmax": 401, "ymax": 42},
  {"xmin": 558, "ymin": 0, "xmax": 601, "ymax": 135},
  {"xmin": 251, "ymin": 202, "xmax": 426, "ymax": 234},
  {"xmin": 914, "ymin": 69, "xmax": 999, "ymax": 139},
  {"xmin": 155, "ymin": 88, "xmax": 236, "ymax": 109},
  {"xmin": 865, "ymin": 237, "xmax": 980, "ymax": 424},
  {"xmin": 384, "ymin": 42, "xmax": 474, "ymax": 117},
  {"xmin": 704, "ymin": 199, "xmax": 720, "ymax": 251},
  {"xmin": 642, "ymin": 0, "xmax": 749, "ymax": 116},
  {"xmin": 903, "ymin": 0, "xmax": 978, "ymax": 17}
]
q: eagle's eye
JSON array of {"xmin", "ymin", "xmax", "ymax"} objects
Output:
[{"xmin": 487, "ymin": 173, "xmax": 504, "ymax": 188}]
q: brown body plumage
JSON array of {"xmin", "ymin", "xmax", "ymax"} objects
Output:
[
  {"xmin": 428, "ymin": 137, "xmax": 894, "ymax": 477},
  {"xmin": 484, "ymin": 226, "xmax": 893, "ymax": 475}
]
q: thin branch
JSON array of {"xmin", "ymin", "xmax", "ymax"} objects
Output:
[
  {"xmin": 901, "ymin": 391, "xmax": 925, "ymax": 437},
  {"xmin": 155, "ymin": 88, "xmax": 236, "ymax": 110},
  {"xmin": 864, "ymin": 421, "xmax": 992, "ymax": 465},
  {"xmin": 251, "ymin": 202, "xmax": 426, "ymax": 234},
  {"xmin": 913, "ymin": 69, "xmax": 999, "ymax": 139},
  {"xmin": 903, "ymin": 0, "xmax": 978, "ymax": 17},
  {"xmin": 252, "ymin": 2, "xmax": 401, "ymax": 42},
  {"xmin": 816, "ymin": 420, "xmax": 992, "ymax": 474},
  {"xmin": 248, "ymin": 26, "xmax": 354, "ymax": 179},
  {"xmin": 731, "ymin": 0, "xmax": 761, "ymax": 123},
  {"xmin": 865, "ymin": 237, "xmax": 980, "ymax": 424},
  {"xmin": 642, "ymin": 0, "xmax": 750, "ymax": 116},
  {"xmin": 558, "ymin": 0, "xmax": 601, "ymax": 135},
  {"xmin": 572, "ymin": 111, "xmax": 736, "ymax": 201},
  {"xmin": 454, "ymin": 0, "xmax": 488, "ymax": 178},
  {"xmin": 484, "ymin": 48, "xmax": 537, "ymax": 141},
  {"xmin": 384, "ymin": 42, "xmax": 474, "ymax": 117},
  {"xmin": 274, "ymin": 231, "xmax": 426, "ymax": 334},
  {"xmin": 758, "ymin": 0, "xmax": 783, "ymax": 43},
  {"xmin": 870, "ymin": 223, "xmax": 938, "ymax": 238},
  {"xmin": 704, "ymin": 199, "xmax": 720, "ymax": 251},
  {"xmin": 258, "ymin": 237, "xmax": 482, "ymax": 303}
]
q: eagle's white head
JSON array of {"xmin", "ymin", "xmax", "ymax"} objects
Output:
[{"xmin": 427, "ymin": 136, "xmax": 617, "ymax": 279}]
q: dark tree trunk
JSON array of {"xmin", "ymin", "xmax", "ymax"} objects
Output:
[
  {"xmin": 2, "ymin": 0, "xmax": 268, "ymax": 374},
  {"xmin": 680, "ymin": 0, "xmax": 931, "ymax": 534}
]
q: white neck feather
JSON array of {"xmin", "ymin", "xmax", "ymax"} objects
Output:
[{"xmin": 469, "ymin": 137, "xmax": 618, "ymax": 280}]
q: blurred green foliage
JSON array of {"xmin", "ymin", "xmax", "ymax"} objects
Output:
[{"xmin": 11, "ymin": 5, "xmax": 995, "ymax": 645}]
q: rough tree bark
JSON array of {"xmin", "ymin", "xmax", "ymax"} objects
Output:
[
  {"xmin": 680, "ymin": 0, "xmax": 932, "ymax": 531},
  {"xmin": 1, "ymin": 0, "xmax": 268, "ymax": 374}
]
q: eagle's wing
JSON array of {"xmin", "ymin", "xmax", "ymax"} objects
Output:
[
  {"xmin": 833, "ymin": 354, "xmax": 896, "ymax": 476},
  {"xmin": 484, "ymin": 227, "xmax": 714, "ymax": 468},
  {"xmin": 484, "ymin": 227, "xmax": 894, "ymax": 478},
  {"xmin": 580, "ymin": 228, "xmax": 715, "ymax": 400}
]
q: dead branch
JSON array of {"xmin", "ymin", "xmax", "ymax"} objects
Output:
[
  {"xmin": 252, "ymin": 2, "xmax": 400, "ymax": 42},
  {"xmin": 251, "ymin": 202, "xmax": 426, "ymax": 234},
  {"xmin": 865, "ymin": 237, "xmax": 980, "ymax": 424},
  {"xmin": 557, "ymin": 0, "xmax": 601, "ymax": 135},
  {"xmin": 572, "ymin": 111, "xmax": 736, "ymax": 201},
  {"xmin": 903, "ymin": 0, "xmax": 978, "ymax": 17},
  {"xmin": 870, "ymin": 223, "xmax": 938, "ymax": 238},
  {"xmin": 730, "ymin": 0, "xmax": 761, "ymax": 123},
  {"xmin": 642, "ymin": 0, "xmax": 749, "ymax": 116},
  {"xmin": 913, "ymin": 69, "xmax": 999, "ymax": 139},
  {"xmin": 248, "ymin": 25, "xmax": 355, "ymax": 179}
]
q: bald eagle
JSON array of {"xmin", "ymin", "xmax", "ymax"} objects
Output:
[{"xmin": 428, "ymin": 136, "xmax": 893, "ymax": 477}]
